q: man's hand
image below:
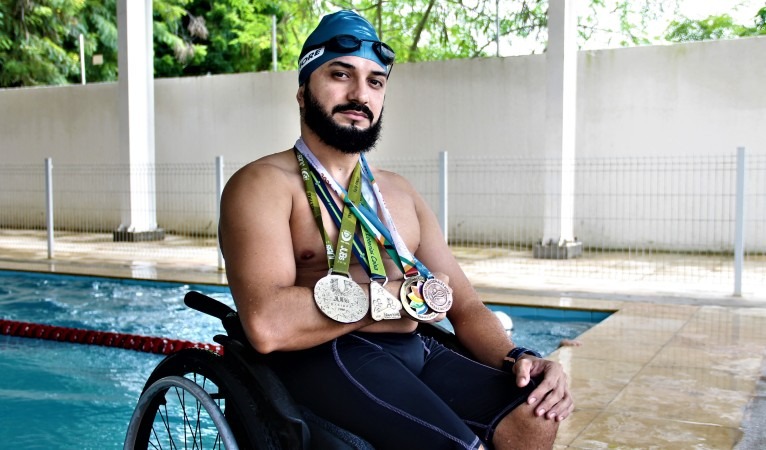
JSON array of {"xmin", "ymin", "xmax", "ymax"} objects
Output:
[{"xmin": 514, "ymin": 356, "xmax": 574, "ymax": 422}]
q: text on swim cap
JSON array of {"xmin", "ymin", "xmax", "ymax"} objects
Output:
[{"xmin": 299, "ymin": 47, "xmax": 325, "ymax": 71}]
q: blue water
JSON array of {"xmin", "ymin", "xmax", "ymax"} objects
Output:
[{"xmin": 0, "ymin": 270, "xmax": 608, "ymax": 449}]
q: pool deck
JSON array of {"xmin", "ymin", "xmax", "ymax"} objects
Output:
[{"xmin": 1, "ymin": 250, "xmax": 765, "ymax": 449}]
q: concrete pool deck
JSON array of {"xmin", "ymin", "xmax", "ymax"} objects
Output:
[{"xmin": 0, "ymin": 247, "xmax": 765, "ymax": 448}]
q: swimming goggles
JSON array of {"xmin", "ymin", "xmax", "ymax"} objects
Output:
[{"xmin": 302, "ymin": 34, "xmax": 396, "ymax": 68}]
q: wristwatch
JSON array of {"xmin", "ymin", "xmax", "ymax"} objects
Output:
[{"xmin": 502, "ymin": 346, "xmax": 542, "ymax": 373}]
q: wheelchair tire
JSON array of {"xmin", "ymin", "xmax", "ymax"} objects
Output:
[
  {"xmin": 128, "ymin": 348, "xmax": 282, "ymax": 449},
  {"xmin": 124, "ymin": 375, "xmax": 239, "ymax": 450}
]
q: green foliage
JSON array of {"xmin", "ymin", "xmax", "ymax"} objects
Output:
[
  {"xmin": 0, "ymin": 0, "xmax": 81, "ymax": 87},
  {"xmin": 2, "ymin": 0, "xmax": 764, "ymax": 88},
  {"xmin": 665, "ymin": 5, "xmax": 766, "ymax": 42},
  {"xmin": 154, "ymin": 0, "xmax": 278, "ymax": 77},
  {"xmin": 312, "ymin": 0, "xmax": 547, "ymax": 62},
  {"xmin": 666, "ymin": 13, "xmax": 766, "ymax": 42}
]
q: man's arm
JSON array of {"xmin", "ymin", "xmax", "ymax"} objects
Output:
[
  {"xmin": 408, "ymin": 178, "xmax": 575, "ymax": 421},
  {"xmin": 219, "ymin": 160, "xmax": 376, "ymax": 353},
  {"xmin": 400, "ymin": 175, "xmax": 511, "ymax": 365}
]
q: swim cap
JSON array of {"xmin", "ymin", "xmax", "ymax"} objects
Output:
[{"xmin": 298, "ymin": 10, "xmax": 390, "ymax": 85}]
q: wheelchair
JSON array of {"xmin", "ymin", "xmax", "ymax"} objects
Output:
[{"xmin": 124, "ymin": 291, "xmax": 471, "ymax": 450}]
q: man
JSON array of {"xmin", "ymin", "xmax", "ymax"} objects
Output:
[{"xmin": 219, "ymin": 10, "xmax": 573, "ymax": 450}]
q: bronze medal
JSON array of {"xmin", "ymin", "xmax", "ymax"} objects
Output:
[
  {"xmin": 422, "ymin": 278, "xmax": 453, "ymax": 313},
  {"xmin": 399, "ymin": 276, "xmax": 438, "ymax": 322},
  {"xmin": 370, "ymin": 281, "xmax": 402, "ymax": 321},
  {"xmin": 314, "ymin": 274, "xmax": 369, "ymax": 323}
]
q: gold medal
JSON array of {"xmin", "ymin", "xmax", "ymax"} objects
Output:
[
  {"xmin": 422, "ymin": 278, "xmax": 453, "ymax": 313},
  {"xmin": 399, "ymin": 276, "xmax": 438, "ymax": 322},
  {"xmin": 314, "ymin": 274, "xmax": 369, "ymax": 323},
  {"xmin": 370, "ymin": 281, "xmax": 402, "ymax": 321}
]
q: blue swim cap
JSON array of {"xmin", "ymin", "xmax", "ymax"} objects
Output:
[{"xmin": 298, "ymin": 10, "xmax": 390, "ymax": 85}]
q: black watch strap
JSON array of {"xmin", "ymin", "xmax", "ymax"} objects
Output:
[{"xmin": 502, "ymin": 346, "xmax": 542, "ymax": 373}]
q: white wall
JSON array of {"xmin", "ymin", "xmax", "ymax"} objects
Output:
[
  {"xmin": 1, "ymin": 37, "xmax": 764, "ymax": 249},
  {"xmin": 2, "ymin": 37, "xmax": 763, "ymax": 164},
  {"xmin": 577, "ymin": 37, "xmax": 765, "ymax": 158}
]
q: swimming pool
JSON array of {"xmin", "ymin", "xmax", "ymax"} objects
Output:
[{"xmin": 0, "ymin": 270, "xmax": 608, "ymax": 449}]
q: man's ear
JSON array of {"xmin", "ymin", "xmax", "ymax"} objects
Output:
[{"xmin": 296, "ymin": 85, "xmax": 305, "ymax": 108}]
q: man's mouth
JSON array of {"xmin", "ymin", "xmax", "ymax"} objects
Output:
[{"xmin": 333, "ymin": 104, "xmax": 374, "ymax": 122}]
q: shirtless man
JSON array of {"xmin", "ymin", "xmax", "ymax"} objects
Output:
[{"xmin": 219, "ymin": 10, "xmax": 573, "ymax": 450}]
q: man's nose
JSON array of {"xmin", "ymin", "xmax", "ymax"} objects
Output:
[{"xmin": 347, "ymin": 79, "xmax": 370, "ymax": 105}]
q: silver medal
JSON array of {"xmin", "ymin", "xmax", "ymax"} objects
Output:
[
  {"xmin": 399, "ymin": 276, "xmax": 438, "ymax": 322},
  {"xmin": 422, "ymin": 278, "xmax": 453, "ymax": 313},
  {"xmin": 314, "ymin": 274, "xmax": 369, "ymax": 323},
  {"xmin": 370, "ymin": 281, "xmax": 402, "ymax": 321}
]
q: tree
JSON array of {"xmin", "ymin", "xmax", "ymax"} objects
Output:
[
  {"xmin": 2, "ymin": 0, "xmax": 764, "ymax": 88},
  {"xmin": 665, "ymin": 5, "xmax": 766, "ymax": 42},
  {"xmin": 0, "ymin": 0, "xmax": 81, "ymax": 87},
  {"xmin": 306, "ymin": 0, "xmax": 549, "ymax": 61}
]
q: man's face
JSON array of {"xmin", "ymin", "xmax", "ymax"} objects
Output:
[{"xmin": 299, "ymin": 56, "xmax": 386, "ymax": 154}]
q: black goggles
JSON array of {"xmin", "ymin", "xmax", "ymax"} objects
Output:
[{"xmin": 303, "ymin": 34, "xmax": 396, "ymax": 67}]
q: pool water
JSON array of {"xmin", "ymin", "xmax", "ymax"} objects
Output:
[{"xmin": 0, "ymin": 270, "xmax": 608, "ymax": 449}]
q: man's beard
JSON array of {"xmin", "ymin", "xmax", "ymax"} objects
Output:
[{"xmin": 302, "ymin": 81, "xmax": 383, "ymax": 155}]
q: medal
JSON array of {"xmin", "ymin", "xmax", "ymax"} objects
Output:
[
  {"xmin": 314, "ymin": 274, "xmax": 369, "ymax": 323},
  {"xmin": 370, "ymin": 281, "xmax": 402, "ymax": 321},
  {"xmin": 422, "ymin": 278, "xmax": 453, "ymax": 313},
  {"xmin": 399, "ymin": 276, "xmax": 438, "ymax": 322}
]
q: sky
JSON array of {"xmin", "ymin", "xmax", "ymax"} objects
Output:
[{"xmin": 500, "ymin": 0, "xmax": 764, "ymax": 55}]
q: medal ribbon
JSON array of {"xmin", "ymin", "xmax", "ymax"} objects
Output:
[
  {"xmin": 295, "ymin": 138, "xmax": 423, "ymax": 278},
  {"xmin": 295, "ymin": 150, "xmax": 335, "ymax": 269},
  {"xmin": 358, "ymin": 154, "xmax": 435, "ymax": 279},
  {"xmin": 310, "ymin": 169, "xmax": 370, "ymax": 273},
  {"xmin": 333, "ymin": 162, "xmax": 362, "ymax": 277},
  {"xmin": 309, "ymin": 165, "xmax": 389, "ymax": 282},
  {"xmin": 294, "ymin": 148, "xmax": 361, "ymax": 278}
]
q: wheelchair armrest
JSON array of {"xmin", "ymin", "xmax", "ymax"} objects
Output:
[
  {"xmin": 184, "ymin": 291, "xmax": 249, "ymax": 343},
  {"xmin": 184, "ymin": 291, "xmax": 235, "ymax": 321}
]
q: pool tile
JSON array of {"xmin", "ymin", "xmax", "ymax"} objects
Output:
[
  {"xmin": 606, "ymin": 365, "xmax": 752, "ymax": 427},
  {"xmin": 570, "ymin": 412, "xmax": 743, "ymax": 449},
  {"xmin": 677, "ymin": 307, "xmax": 766, "ymax": 346},
  {"xmin": 546, "ymin": 355, "xmax": 644, "ymax": 409},
  {"xmin": 553, "ymin": 336, "xmax": 664, "ymax": 364},
  {"xmin": 553, "ymin": 408, "xmax": 600, "ymax": 446},
  {"xmin": 477, "ymin": 291, "xmax": 623, "ymax": 312},
  {"xmin": 652, "ymin": 341, "xmax": 763, "ymax": 380},
  {"xmin": 578, "ymin": 323, "xmax": 678, "ymax": 345},
  {"xmin": 597, "ymin": 313, "xmax": 690, "ymax": 333}
]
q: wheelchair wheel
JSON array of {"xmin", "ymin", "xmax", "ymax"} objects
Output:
[
  {"xmin": 124, "ymin": 375, "xmax": 238, "ymax": 449},
  {"xmin": 125, "ymin": 348, "xmax": 282, "ymax": 449}
]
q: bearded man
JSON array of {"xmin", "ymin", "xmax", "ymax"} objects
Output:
[{"xmin": 219, "ymin": 10, "xmax": 573, "ymax": 450}]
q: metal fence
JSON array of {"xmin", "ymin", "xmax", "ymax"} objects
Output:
[{"xmin": 1, "ymin": 151, "xmax": 764, "ymax": 300}]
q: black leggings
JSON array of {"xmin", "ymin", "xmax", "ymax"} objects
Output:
[{"xmin": 268, "ymin": 332, "xmax": 535, "ymax": 449}]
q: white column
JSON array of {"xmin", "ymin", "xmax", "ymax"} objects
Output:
[
  {"xmin": 116, "ymin": 0, "xmax": 161, "ymax": 240},
  {"xmin": 536, "ymin": 0, "xmax": 581, "ymax": 258}
]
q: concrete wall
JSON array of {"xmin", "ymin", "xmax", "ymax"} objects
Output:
[
  {"xmin": 4, "ymin": 37, "xmax": 762, "ymax": 165},
  {"xmin": 1, "ymin": 37, "xmax": 764, "ymax": 249}
]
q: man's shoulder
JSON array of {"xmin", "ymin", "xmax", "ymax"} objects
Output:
[
  {"xmin": 370, "ymin": 165, "xmax": 415, "ymax": 191},
  {"xmin": 235, "ymin": 149, "xmax": 297, "ymax": 178},
  {"xmin": 224, "ymin": 149, "xmax": 299, "ymax": 194}
]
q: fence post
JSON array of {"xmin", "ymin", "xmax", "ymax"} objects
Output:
[
  {"xmin": 734, "ymin": 147, "xmax": 746, "ymax": 297},
  {"xmin": 45, "ymin": 158, "xmax": 54, "ymax": 259},
  {"xmin": 439, "ymin": 151, "xmax": 448, "ymax": 243},
  {"xmin": 272, "ymin": 15, "xmax": 278, "ymax": 71},
  {"xmin": 216, "ymin": 155, "xmax": 225, "ymax": 271}
]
